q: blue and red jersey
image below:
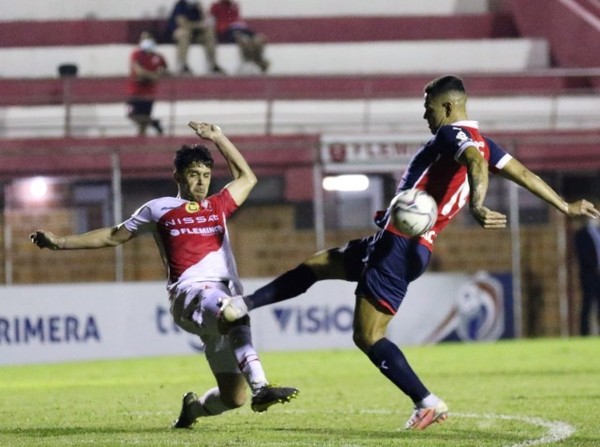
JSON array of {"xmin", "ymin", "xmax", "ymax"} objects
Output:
[{"xmin": 382, "ymin": 120, "xmax": 512, "ymax": 251}]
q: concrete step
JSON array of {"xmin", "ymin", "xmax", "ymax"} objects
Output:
[{"xmin": 0, "ymin": 39, "xmax": 550, "ymax": 78}]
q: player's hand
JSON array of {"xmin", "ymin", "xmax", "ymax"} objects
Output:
[
  {"xmin": 565, "ymin": 200, "xmax": 600, "ymax": 219},
  {"xmin": 470, "ymin": 206, "xmax": 507, "ymax": 229},
  {"xmin": 29, "ymin": 230, "xmax": 61, "ymax": 250},
  {"xmin": 188, "ymin": 121, "xmax": 223, "ymax": 141}
]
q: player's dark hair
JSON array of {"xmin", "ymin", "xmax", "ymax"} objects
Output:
[
  {"xmin": 173, "ymin": 144, "xmax": 214, "ymax": 173},
  {"xmin": 424, "ymin": 75, "xmax": 466, "ymax": 98}
]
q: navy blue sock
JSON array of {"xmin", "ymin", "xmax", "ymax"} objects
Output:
[
  {"xmin": 246, "ymin": 264, "xmax": 318, "ymax": 310},
  {"xmin": 367, "ymin": 338, "xmax": 430, "ymax": 403}
]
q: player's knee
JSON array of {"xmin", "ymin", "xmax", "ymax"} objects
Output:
[
  {"xmin": 352, "ymin": 329, "xmax": 381, "ymax": 353},
  {"xmin": 221, "ymin": 391, "xmax": 246, "ymax": 409},
  {"xmin": 304, "ymin": 250, "xmax": 331, "ymax": 269},
  {"xmin": 352, "ymin": 330, "xmax": 370, "ymax": 353},
  {"xmin": 304, "ymin": 249, "xmax": 344, "ymax": 279}
]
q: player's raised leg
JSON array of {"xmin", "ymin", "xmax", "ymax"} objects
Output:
[{"xmin": 219, "ymin": 247, "xmax": 351, "ymax": 322}]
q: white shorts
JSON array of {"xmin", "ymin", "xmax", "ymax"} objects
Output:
[{"xmin": 169, "ymin": 281, "xmax": 240, "ymax": 375}]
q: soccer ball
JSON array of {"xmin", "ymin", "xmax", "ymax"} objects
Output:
[{"xmin": 390, "ymin": 189, "xmax": 438, "ymax": 237}]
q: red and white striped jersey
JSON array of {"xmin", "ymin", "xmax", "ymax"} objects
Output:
[{"xmin": 123, "ymin": 188, "xmax": 242, "ymax": 294}]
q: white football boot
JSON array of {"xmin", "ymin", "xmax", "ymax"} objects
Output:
[{"xmin": 218, "ymin": 295, "xmax": 249, "ymax": 322}]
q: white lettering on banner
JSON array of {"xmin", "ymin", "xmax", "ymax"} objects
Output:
[
  {"xmin": 325, "ymin": 142, "xmax": 416, "ymax": 164},
  {"xmin": 0, "ymin": 315, "xmax": 100, "ymax": 344}
]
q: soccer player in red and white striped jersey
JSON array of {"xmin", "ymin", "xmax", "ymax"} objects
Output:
[{"xmin": 30, "ymin": 122, "xmax": 298, "ymax": 428}]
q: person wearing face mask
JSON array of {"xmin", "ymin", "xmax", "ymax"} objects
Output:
[
  {"xmin": 574, "ymin": 214, "xmax": 600, "ymax": 335},
  {"xmin": 167, "ymin": 0, "xmax": 224, "ymax": 75},
  {"xmin": 126, "ymin": 31, "xmax": 168, "ymax": 136}
]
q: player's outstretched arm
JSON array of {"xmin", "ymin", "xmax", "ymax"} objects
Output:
[
  {"xmin": 30, "ymin": 224, "xmax": 134, "ymax": 250},
  {"xmin": 188, "ymin": 121, "xmax": 257, "ymax": 205},
  {"xmin": 460, "ymin": 145, "xmax": 507, "ymax": 229},
  {"xmin": 499, "ymin": 158, "xmax": 600, "ymax": 218}
]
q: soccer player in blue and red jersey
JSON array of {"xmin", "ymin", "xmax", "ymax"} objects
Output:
[{"xmin": 220, "ymin": 75, "xmax": 600, "ymax": 430}]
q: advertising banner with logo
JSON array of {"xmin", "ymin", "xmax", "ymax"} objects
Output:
[
  {"xmin": 249, "ymin": 271, "xmax": 513, "ymax": 350},
  {"xmin": 319, "ymin": 134, "xmax": 428, "ymax": 173},
  {"xmin": 0, "ymin": 272, "xmax": 513, "ymax": 365}
]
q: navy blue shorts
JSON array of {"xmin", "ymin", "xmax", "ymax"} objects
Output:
[{"xmin": 343, "ymin": 231, "xmax": 431, "ymax": 314}]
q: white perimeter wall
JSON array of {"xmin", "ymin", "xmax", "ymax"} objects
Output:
[{"xmin": 0, "ymin": 272, "xmax": 511, "ymax": 365}]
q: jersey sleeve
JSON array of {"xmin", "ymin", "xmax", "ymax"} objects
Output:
[
  {"xmin": 122, "ymin": 201, "xmax": 157, "ymax": 235},
  {"xmin": 437, "ymin": 125, "xmax": 476, "ymax": 161},
  {"xmin": 209, "ymin": 188, "xmax": 239, "ymax": 219},
  {"xmin": 485, "ymin": 137, "xmax": 513, "ymax": 171}
]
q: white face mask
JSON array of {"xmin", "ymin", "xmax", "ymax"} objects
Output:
[{"xmin": 140, "ymin": 38, "xmax": 157, "ymax": 52}]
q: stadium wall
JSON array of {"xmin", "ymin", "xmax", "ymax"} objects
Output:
[
  {"xmin": 1, "ymin": 204, "xmax": 582, "ymax": 338},
  {"xmin": 501, "ymin": 0, "xmax": 600, "ymax": 67},
  {"xmin": 0, "ymin": 272, "xmax": 513, "ymax": 365}
]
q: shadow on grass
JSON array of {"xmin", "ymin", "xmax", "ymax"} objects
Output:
[
  {"xmin": 1, "ymin": 425, "xmax": 524, "ymax": 442},
  {"xmin": 1, "ymin": 426, "xmax": 171, "ymax": 437},
  {"xmin": 2, "ymin": 422, "xmax": 582, "ymax": 446}
]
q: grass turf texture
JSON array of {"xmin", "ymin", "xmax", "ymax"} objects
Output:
[{"xmin": 0, "ymin": 337, "xmax": 598, "ymax": 447}]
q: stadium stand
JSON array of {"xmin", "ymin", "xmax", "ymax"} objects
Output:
[
  {"xmin": 1, "ymin": 0, "xmax": 493, "ymax": 20},
  {"xmin": 1, "ymin": 1, "xmax": 598, "ymax": 334},
  {"xmin": 0, "ymin": 0, "xmax": 598, "ymax": 137}
]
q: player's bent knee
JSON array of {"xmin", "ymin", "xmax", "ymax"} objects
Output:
[
  {"xmin": 352, "ymin": 330, "xmax": 374, "ymax": 353},
  {"xmin": 304, "ymin": 249, "xmax": 334, "ymax": 268},
  {"xmin": 221, "ymin": 392, "xmax": 246, "ymax": 409},
  {"xmin": 304, "ymin": 249, "xmax": 345, "ymax": 279}
]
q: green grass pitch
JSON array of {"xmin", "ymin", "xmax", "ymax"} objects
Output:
[{"xmin": 1, "ymin": 337, "xmax": 599, "ymax": 446}]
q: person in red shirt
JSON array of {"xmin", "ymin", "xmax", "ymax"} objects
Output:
[
  {"xmin": 210, "ymin": 0, "xmax": 269, "ymax": 73},
  {"xmin": 126, "ymin": 32, "xmax": 168, "ymax": 136}
]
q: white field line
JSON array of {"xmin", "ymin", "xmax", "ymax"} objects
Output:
[
  {"xmin": 357, "ymin": 409, "xmax": 575, "ymax": 446},
  {"xmin": 137, "ymin": 408, "xmax": 576, "ymax": 446},
  {"xmin": 455, "ymin": 412, "xmax": 576, "ymax": 447}
]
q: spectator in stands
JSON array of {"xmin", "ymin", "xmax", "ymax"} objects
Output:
[
  {"xmin": 167, "ymin": 0, "xmax": 224, "ymax": 75},
  {"xmin": 210, "ymin": 0, "xmax": 269, "ymax": 73},
  {"xmin": 574, "ymin": 215, "xmax": 600, "ymax": 335},
  {"xmin": 126, "ymin": 31, "xmax": 168, "ymax": 137}
]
